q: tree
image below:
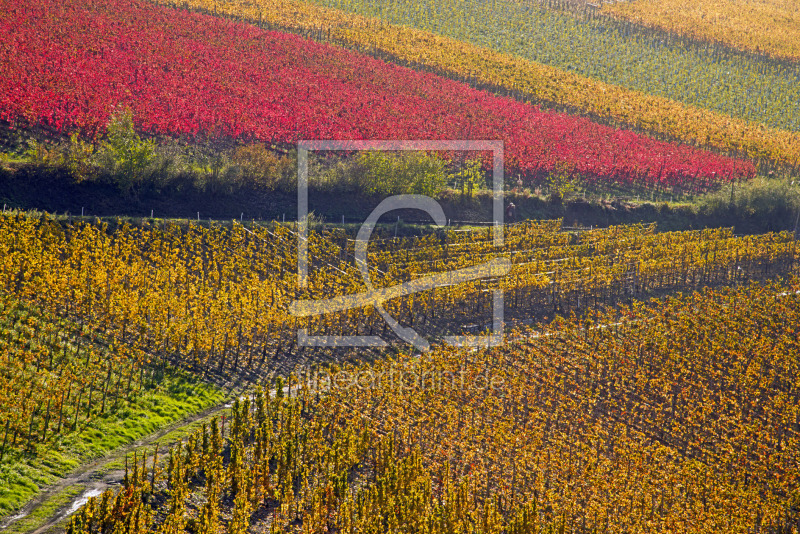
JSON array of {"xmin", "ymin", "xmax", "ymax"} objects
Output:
[{"xmin": 97, "ymin": 108, "xmax": 155, "ymax": 195}]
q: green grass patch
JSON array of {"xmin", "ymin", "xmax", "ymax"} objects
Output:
[
  {"xmin": 0, "ymin": 370, "xmax": 225, "ymax": 519},
  {"xmin": 1, "ymin": 484, "xmax": 85, "ymax": 534},
  {"xmin": 100, "ymin": 409, "xmax": 230, "ymax": 473}
]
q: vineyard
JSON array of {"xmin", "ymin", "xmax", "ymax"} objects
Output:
[
  {"xmin": 59, "ymin": 277, "xmax": 800, "ymax": 533},
  {"xmin": 2, "ymin": 0, "xmax": 800, "ymax": 530},
  {"xmin": 0, "ymin": 209, "xmax": 796, "ymax": 448},
  {"xmin": 154, "ymin": 0, "xmax": 800, "ymax": 173},
  {"xmin": 0, "ymin": 285, "xmax": 224, "ymax": 519},
  {"xmin": 0, "ymin": 294, "xmax": 150, "ymax": 456},
  {"xmin": 298, "ymin": 0, "xmax": 800, "ymax": 133},
  {"xmin": 0, "ymin": 213, "xmax": 796, "ymax": 389},
  {"xmin": 0, "ymin": 207, "xmax": 797, "ymax": 530},
  {"xmin": 0, "ymin": 0, "xmax": 757, "ymax": 192},
  {"xmin": 605, "ymin": 0, "xmax": 800, "ymax": 62}
]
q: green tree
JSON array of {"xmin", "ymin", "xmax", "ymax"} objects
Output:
[
  {"xmin": 98, "ymin": 108, "xmax": 155, "ymax": 195},
  {"xmin": 358, "ymin": 151, "xmax": 448, "ymax": 196},
  {"xmin": 452, "ymin": 158, "xmax": 485, "ymax": 198}
]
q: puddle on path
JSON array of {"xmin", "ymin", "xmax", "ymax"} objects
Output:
[{"xmin": 65, "ymin": 488, "xmax": 104, "ymax": 516}]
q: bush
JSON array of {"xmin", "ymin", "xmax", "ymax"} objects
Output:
[
  {"xmin": 358, "ymin": 151, "xmax": 448, "ymax": 197},
  {"xmin": 227, "ymin": 144, "xmax": 294, "ymax": 191},
  {"xmin": 24, "ymin": 133, "xmax": 97, "ymax": 182},
  {"xmin": 451, "ymin": 158, "xmax": 485, "ymax": 198},
  {"xmin": 64, "ymin": 133, "xmax": 96, "ymax": 181},
  {"xmin": 699, "ymin": 177, "xmax": 800, "ymax": 232},
  {"xmin": 95, "ymin": 108, "xmax": 156, "ymax": 195},
  {"xmin": 544, "ymin": 163, "xmax": 580, "ymax": 200},
  {"xmin": 547, "ymin": 192, "xmax": 563, "ymax": 206},
  {"xmin": 312, "ymin": 151, "xmax": 449, "ymax": 196}
]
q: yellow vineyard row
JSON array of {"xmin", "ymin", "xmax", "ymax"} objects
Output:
[{"xmin": 605, "ymin": 0, "xmax": 800, "ymax": 63}]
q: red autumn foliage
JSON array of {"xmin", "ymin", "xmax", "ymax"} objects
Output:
[{"xmin": 0, "ymin": 0, "xmax": 754, "ymax": 188}]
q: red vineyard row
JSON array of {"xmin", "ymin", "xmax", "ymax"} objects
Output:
[{"xmin": 0, "ymin": 0, "xmax": 754, "ymax": 187}]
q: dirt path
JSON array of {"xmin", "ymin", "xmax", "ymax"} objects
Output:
[
  {"xmin": 0, "ymin": 374, "xmax": 310, "ymax": 534},
  {"xmin": 1, "ymin": 396, "xmax": 238, "ymax": 534}
]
